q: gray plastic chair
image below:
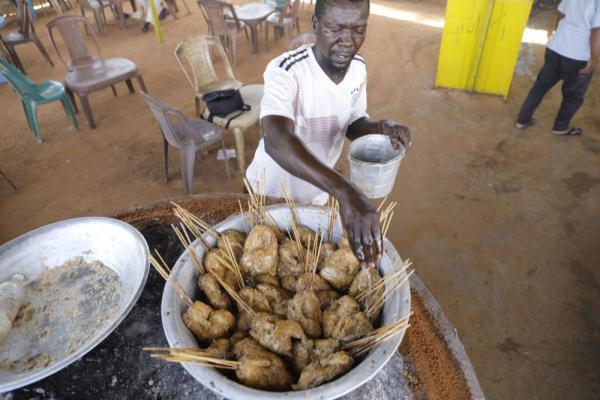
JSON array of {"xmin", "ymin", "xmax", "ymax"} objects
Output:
[{"xmin": 140, "ymin": 91, "xmax": 231, "ymax": 194}]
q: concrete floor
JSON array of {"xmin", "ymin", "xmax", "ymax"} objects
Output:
[{"xmin": 0, "ymin": 0, "xmax": 598, "ymax": 398}]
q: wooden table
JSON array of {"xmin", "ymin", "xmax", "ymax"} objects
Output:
[{"xmin": 235, "ymin": 2, "xmax": 274, "ymax": 53}]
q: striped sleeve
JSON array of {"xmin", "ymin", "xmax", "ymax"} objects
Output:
[{"xmin": 259, "ymin": 57, "xmax": 298, "ymax": 121}]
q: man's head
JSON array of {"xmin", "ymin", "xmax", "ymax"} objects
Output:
[{"xmin": 312, "ymin": 0, "xmax": 370, "ymax": 73}]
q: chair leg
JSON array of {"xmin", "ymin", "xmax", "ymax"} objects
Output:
[
  {"xmin": 265, "ymin": 22, "xmax": 269, "ymax": 51},
  {"xmin": 130, "ymin": 0, "xmax": 137, "ymax": 12},
  {"xmin": 20, "ymin": 100, "xmax": 33, "ymax": 130},
  {"xmin": 110, "ymin": 85, "xmax": 117, "ymax": 96},
  {"xmin": 66, "ymin": 88, "xmax": 78, "ymax": 113},
  {"xmin": 93, "ymin": 9, "xmax": 106, "ymax": 36},
  {"xmin": 24, "ymin": 100, "xmax": 42, "ymax": 144},
  {"xmin": 61, "ymin": 93, "xmax": 79, "ymax": 130},
  {"xmin": 125, "ymin": 79, "xmax": 134, "ymax": 93},
  {"xmin": 163, "ymin": 136, "xmax": 169, "ymax": 183},
  {"xmin": 179, "ymin": 145, "xmax": 196, "ymax": 194},
  {"xmin": 78, "ymin": 93, "xmax": 96, "ymax": 129},
  {"xmin": 5, "ymin": 44, "xmax": 26, "ymax": 73},
  {"xmin": 134, "ymin": 72, "xmax": 147, "ymax": 92},
  {"xmin": 179, "ymin": 0, "xmax": 191, "ymax": 15},
  {"xmin": 195, "ymin": 96, "xmax": 201, "ymax": 118},
  {"xmin": 32, "ymin": 37, "xmax": 54, "ymax": 66},
  {"xmin": 230, "ymin": 33, "xmax": 237, "ymax": 65},
  {"xmin": 232, "ymin": 127, "xmax": 244, "ymax": 172},
  {"xmin": 221, "ymin": 137, "xmax": 231, "ymax": 179}
]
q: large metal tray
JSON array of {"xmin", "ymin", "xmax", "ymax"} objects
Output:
[
  {"xmin": 0, "ymin": 217, "xmax": 149, "ymax": 392},
  {"xmin": 161, "ymin": 204, "xmax": 411, "ymax": 400}
]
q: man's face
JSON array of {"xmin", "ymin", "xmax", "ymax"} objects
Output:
[{"xmin": 312, "ymin": 1, "xmax": 369, "ymax": 72}]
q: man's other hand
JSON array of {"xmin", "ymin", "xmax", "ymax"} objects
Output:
[{"xmin": 379, "ymin": 120, "xmax": 412, "ymax": 150}]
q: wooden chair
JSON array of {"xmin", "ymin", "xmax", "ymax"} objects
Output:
[
  {"xmin": 47, "ymin": 15, "xmax": 147, "ymax": 129},
  {"xmin": 1, "ymin": 0, "xmax": 54, "ymax": 73},
  {"xmin": 174, "ymin": 35, "xmax": 242, "ymax": 117},
  {"xmin": 197, "ymin": 0, "xmax": 248, "ymax": 65},
  {"xmin": 140, "ymin": 91, "xmax": 231, "ymax": 194},
  {"xmin": 265, "ymin": 0, "xmax": 300, "ymax": 50}
]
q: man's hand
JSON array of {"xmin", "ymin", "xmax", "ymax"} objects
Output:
[
  {"xmin": 379, "ymin": 120, "xmax": 412, "ymax": 150},
  {"xmin": 337, "ymin": 188, "xmax": 382, "ymax": 268},
  {"xmin": 580, "ymin": 60, "xmax": 595, "ymax": 75}
]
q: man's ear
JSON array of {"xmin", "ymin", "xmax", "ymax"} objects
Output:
[{"xmin": 312, "ymin": 15, "xmax": 317, "ymax": 34}]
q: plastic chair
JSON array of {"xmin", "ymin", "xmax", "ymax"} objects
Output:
[
  {"xmin": 288, "ymin": 32, "xmax": 315, "ymax": 50},
  {"xmin": 175, "ymin": 35, "xmax": 242, "ymax": 117},
  {"xmin": 139, "ymin": 91, "xmax": 231, "ymax": 194},
  {"xmin": 201, "ymin": 83, "xmax": 263, "ymax": 172},
  {"xmin": 0, "ymin": 56, "xmax": 79, "ymax": 143},
  {"xmin": 197, "ymin": 0, "xmax": 248, "ymax": 65},
  {"xmin": 46, "ymin": 15, "xmax": 147, "ymax": 129},
  {"xmin": 79, "ymin": 0, "xmax": 128, "ymax": 36},
  {"xmin": 1, "ymin": 0, "xmax": 54, "ymax": 73},
  {"xmin": 264, "ymin": 0, "xmax": 300, "ymax": 50}
]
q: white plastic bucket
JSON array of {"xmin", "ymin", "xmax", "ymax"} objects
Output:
[{"xmin": 349, "ymin": 134, "xmax": 405, "ymax": 198}]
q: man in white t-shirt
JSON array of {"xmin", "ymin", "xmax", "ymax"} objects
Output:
[
  {"xmin": 516, "ymin": 0, "xmax": 600, "ymax": 135},
  {"xmin": 246, "ymin": 0, "xmax": 411, "ymax": 267}
]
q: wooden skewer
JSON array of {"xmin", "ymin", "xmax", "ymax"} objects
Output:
[
  {"xmin": 221, "ymin": 237, "xmax": 245, "ymax": 289},
  {"xmin": 144, "ymin": 347, "xmax": 240, "ymax": 369},
  {"xmin": 210, "ymin": 271, "xmax": 255, "ymax": 315},
  {"xmin": 172, "ymin": 207, "xmax": 211, "ymax": 250},
  {"xmin": 343, "ymin": 314, "xmax": 411, "ymax": 356},
  {"xmin": 366, "ymin": 269, "xmax": 414, "ymax": 318},
  {"xmin": 356, "ymin": 259, "xmax": 412, "ymax": 302},
  {"xmin": 327, "ymin": 197, "xmax": 339, "ymax": 242},
  {"xmin": 377, "ymin": 196, "xmax": 388, "ymax": 213},
  {"xmin": 238, "ymin": 199, "xmax": 250, "ymax": 232},
  {"xmin": 172, "ymin": 202, "xmax": 220, "ymax": 240},
  {"xmin": 149, "ymin": 252, "xmax": 193, "ymax": 306},
  {"xmin": 172, "ymin": 223, "xmax": 205, "ymax": 274}
]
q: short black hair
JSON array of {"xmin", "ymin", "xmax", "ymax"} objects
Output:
[{"xmin": 314, "ymin": 0, "xmax": 370, "ymax": 19}]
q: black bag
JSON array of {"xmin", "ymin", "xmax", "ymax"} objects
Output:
[{"xmin": 202, "ymin": 89, "xmax": 251, "ymax": 128}]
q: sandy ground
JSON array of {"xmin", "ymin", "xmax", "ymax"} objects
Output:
[{"xmin": 0, "ymin": 0, "xmax": 598, "ymax": 398}]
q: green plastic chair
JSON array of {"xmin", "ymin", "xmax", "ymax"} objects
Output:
[{"xmin": 0, "ymin": 56, "xmax": 78, "ymax": 143}]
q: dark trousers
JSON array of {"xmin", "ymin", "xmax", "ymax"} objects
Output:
[{"xmin": 517, "ymin": 48, "xmax": 593, "ymax": 131}]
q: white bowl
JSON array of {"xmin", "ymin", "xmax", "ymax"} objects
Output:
[{"xmin": 161, "ymin": 205, "xmax": 411, "ymax": 400}]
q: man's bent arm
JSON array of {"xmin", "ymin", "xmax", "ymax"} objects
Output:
[{"xmin": 262, "ymin": 115, "xmax": 382, "ymax": 266}]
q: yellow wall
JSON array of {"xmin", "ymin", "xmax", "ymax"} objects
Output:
[{"xmin": 436, "ymin": 0, "xmax": 534, "ymax": 98}]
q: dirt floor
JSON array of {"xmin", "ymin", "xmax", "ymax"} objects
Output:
[{"xmin": 0, "ymin": 0, "xmax": 598, "ymax": 398}]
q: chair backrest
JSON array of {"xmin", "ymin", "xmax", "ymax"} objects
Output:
[
  {"xmin": 288, "ymin": 32, "xmax": 315, "ymax": 50},
  {"xmin": 139, "ymin": 91, "xmax": 209, "ymax": 148},
  {"xmin": 46, "ymin": 15, "xmax": 103, "ymax": 70},
  {"xmin": 174, "ymin": 35, "xmax": 236, "ymax": 95},
  {"xmin": 14, "ymin": 0, "xmax": 34, "ymax": 38},
  {"xmin": 0, "ymin": 56, "xmax": 40, "ymax": 100},
  {"xmin": 197, "ymin": 0, "xmax": 240, "ymax": 35},
  {"xmin": 276, "ymin": 0, "xmax": 300, "ymax": 22}
]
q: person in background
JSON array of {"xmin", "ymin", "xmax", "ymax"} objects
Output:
[
  {"xmin": 516, "ymin": 0, "xmax": 600, "ymax": 136},
  {"xmin": 245, "ymin": 0, "xmax": 411, "ymax": 267},
  {"xmin": 131, "ymin": 0, "xmax": 168, "ymax": 33}
]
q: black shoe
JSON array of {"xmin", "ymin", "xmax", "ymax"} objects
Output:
[
  {"xmin": 159, "ymin": 8, "xmax": 169, "ymax": 20},
  {"xmin": 141, "ymin": 22, "xmax": 150, "ymax": 32}
]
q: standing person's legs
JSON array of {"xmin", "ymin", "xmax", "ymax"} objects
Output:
[
  {"xmin": 552, "ymin": 55, "xmax": 593, "ymax": 134},
  {"xmin": 144, "ymin": 0, "xmax": 163, "ymax": 23},
  {"xmin": 516, "ymin": 48, "xmax": 562, "ymax": 127}
]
